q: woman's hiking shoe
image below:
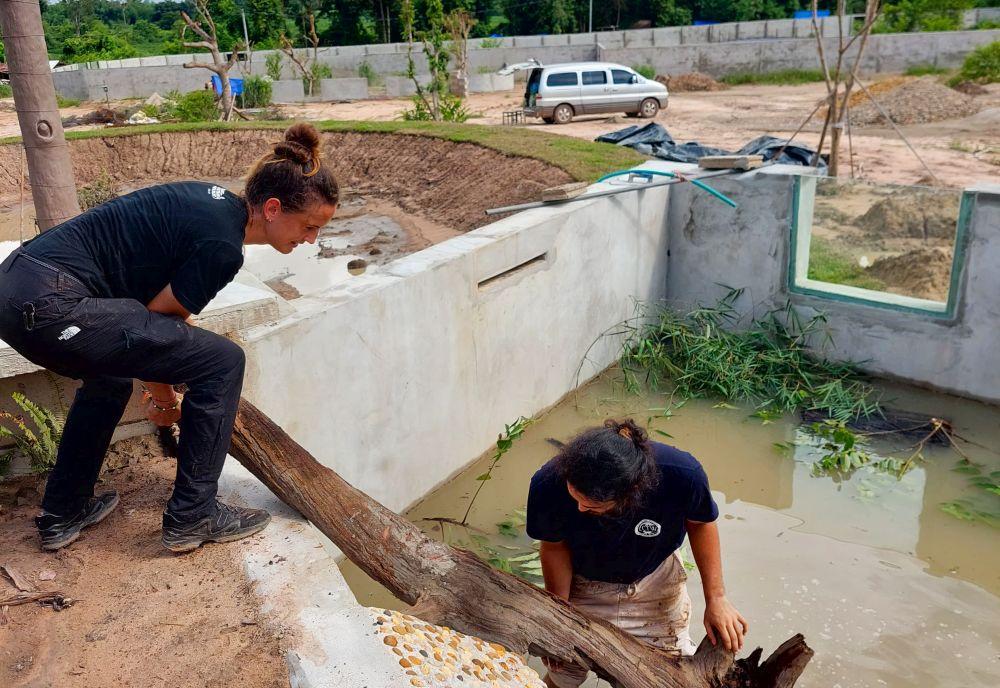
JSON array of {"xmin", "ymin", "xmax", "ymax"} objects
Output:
[
  {"xmin": 161, "ymin": 501, "xmax": 271, "ymax": 553},
  {"xmin": 35, "ymin": 491, "xmax": 120, "ymax": 551}
]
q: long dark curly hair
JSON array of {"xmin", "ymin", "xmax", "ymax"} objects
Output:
[{"xmin": 555, "ymin": 418, "xmax": 660, "ymax": 513}]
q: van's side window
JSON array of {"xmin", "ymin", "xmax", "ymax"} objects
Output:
[
  {"xmin": 546, "ymin": 72, "xmax": 579, "ymax": 87},
  {"xmin": 582, "ymin": 71, "xmax": 608, "ymax": 85},
  {"xmin": 612, "ymin": 69, "xmax": 634, "ymax": 84}
]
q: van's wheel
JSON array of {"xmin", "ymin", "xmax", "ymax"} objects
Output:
[
  {"xmin": 639, "ymin": 98, "xmax": 659, "ymax": 119},
  {"xmin": 553, "ymin": 103, "xmax": 574, "ymax": 124},
  {"xmin": 542, "ymin": 116, "xmax": 554, "ymax": 124}
]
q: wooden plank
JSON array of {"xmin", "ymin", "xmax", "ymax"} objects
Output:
[
  {"xmin": 698, "ymin": 155, "xmax": 764, "ymax": 170},
  {"xmin": 541, "ymin": 181, "xmax": 589, "ymax": 201}
]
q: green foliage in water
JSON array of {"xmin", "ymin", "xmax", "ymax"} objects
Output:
[
  {"xmin": 0, "ymin": 392, "xmax": 64, "ymax": 474},
  {"xmin": 620, "ymin": 289, "xmax": 880, "ymax": 421},
  {"xmin": 942, "ymin": 458, "xmax": 1000, "ymax": 527}
]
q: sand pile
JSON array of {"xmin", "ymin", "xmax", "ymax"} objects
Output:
[
  {"xmin": 867, "ymin": 247, "xmax": 953, "ymax": 301},
  {"xmin": 856, "ymin": 189, "xmax": 961, "ymax": 239},
  {"xmin": 656, "ymin": 72, "xmax": 726, "ymax": 92},
  {"xmin": 849, "ymin": 77, "xmax": 981, "ymax": 125}
]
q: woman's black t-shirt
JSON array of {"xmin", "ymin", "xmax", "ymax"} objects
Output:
[
  {"xmin": 526, "ymin": 442, "xmax": 719, "ymax": 584},
  {"xmin": 22, "ymin": 182, "xmax": 247, "ymax": 315}
]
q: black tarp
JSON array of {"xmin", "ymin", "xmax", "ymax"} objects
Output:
[{"xmin": 595, "ymin": 123, "xmax": 827, "ymax": 172}]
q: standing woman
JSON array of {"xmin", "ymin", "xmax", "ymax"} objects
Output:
[{"xmin": 0, "ymin": 123, "xmax": 339, "ymax": 553}]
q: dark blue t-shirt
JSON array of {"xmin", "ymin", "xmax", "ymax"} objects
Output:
[
  {"xmin": 23, "ymin": 182, "xmax": 246, "ymax": 315},
  {"xmin": 526, "ymin": 442, "xmax": 718, "ymax": 584}
]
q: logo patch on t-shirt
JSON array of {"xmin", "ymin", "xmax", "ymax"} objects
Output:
[
  {"xmin": 208, "ymin": 185, "xmax": 227, "ymax": 200},
  {"xmin": 634, "ymin": 519, "xmax": 662, "ymax": 537}
]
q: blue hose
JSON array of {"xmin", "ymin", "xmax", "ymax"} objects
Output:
[{"xmin": 596, "ymin": 169, "xmax": 738, "ymax": 208}]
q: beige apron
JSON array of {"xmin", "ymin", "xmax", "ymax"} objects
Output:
[{"xmin": 546, "ymin": 552, "xmax": 696, "ymax": 688}]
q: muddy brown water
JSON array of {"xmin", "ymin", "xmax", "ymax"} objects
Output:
[{"xmin": 340, "ymin": 371, "xmax": 1000, "ymax": 688}]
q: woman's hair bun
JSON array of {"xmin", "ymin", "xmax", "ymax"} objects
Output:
[
  {"xmin": 273, "ymin": 122, "xmax": 321, "ymax": 165},
  {"xmin": 603, "ymin": 418, "xmax": 648, "ymax": 447}
]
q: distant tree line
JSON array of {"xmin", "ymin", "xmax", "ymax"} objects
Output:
[{"xmin": 0, "ymin": 1, "xmax": 988, "ymax": 66}]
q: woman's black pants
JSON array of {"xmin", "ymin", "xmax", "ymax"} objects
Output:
[{"xmin": 0, "ymin": 249, "xmax": 244, "ymax": 521}]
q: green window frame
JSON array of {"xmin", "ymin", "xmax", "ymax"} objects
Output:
[{"xmin": 787, "ymin": 175, "xmax": 973, "ymax": 319}]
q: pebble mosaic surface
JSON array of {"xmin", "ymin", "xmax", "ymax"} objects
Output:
[{"xmin": 370, "ymin": 608, "xmax": 546, "ymax": 688}]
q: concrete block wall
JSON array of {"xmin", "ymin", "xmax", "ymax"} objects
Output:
[
  {"xmin": 271, "ymin": 79, "xmax": 305, "ymax": 103},
  {"xmin": 319, "ymin": 77, "xmax": 369, "ymax": 101}
]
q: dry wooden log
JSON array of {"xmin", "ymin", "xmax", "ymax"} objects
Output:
[{"xmin": 230, "ymin": 398, "xmax": 813, "ymax": 687}]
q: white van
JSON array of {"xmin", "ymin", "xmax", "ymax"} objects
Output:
[{"xmin": 501, "ymin": 60, "xmax": 669, "ymax": 124}]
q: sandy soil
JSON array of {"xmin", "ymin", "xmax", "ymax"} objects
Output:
[
  {"xmin": 2, "ymin": 78, "xmax": 996, "ymax": 191},
  {"xmin": 0, "ymin": 436, "xmax": 288, "ymax": 688},
  {"xmin": 281, "ymin": 80, "xmax": 1000, "ymax": 189}
]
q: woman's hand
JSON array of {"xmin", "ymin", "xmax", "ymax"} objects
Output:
[
  {"xmin": 704, "ymin": 595, "xmax": 749, "ymax": 652},
  {"xmin": 142, "ymin": 385, "xmax": 182, "ymax": 427}
]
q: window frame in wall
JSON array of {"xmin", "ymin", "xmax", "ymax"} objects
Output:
[{"xmin": 786, "ymin": 174, "xmax": 974, "ymax": 319}]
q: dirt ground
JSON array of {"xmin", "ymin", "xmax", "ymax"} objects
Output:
[
  {"xmin": 283, "ymin": 79, "xmax": 1000, "ymax": 189},
  {"xmin": 2, "ymin": 77, "xmax": 997, "ymax": 191},
  {"xmin": 0, "ymin": 436, "xmax": 289, "ymax": 688}
]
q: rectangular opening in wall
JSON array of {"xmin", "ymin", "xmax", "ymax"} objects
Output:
[
  {"xmin": 477, "ymin": 253, "xmax": 548, "ymax": 290},
  {"xmin": 789, "ymin": 175, "xmax": 972, "ymax": 317}
]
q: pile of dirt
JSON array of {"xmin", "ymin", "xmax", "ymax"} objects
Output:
[
  {"xmin": 656, "ymin": 72, "xmax": 726, "ymax": 92},
  {"xmin": 62, "ymin": 107, "xmax": 125, "ymax": 128},
  {"xmin": 0, "ymin": 435, "xmax": 288, "ymax": 688},
  {"xmin": 849, "ymin": 77, "xmax": 981, "ymax": 126},
  {"xmin": 855, "ymin": 189, "xmax": 961, "ymax": 239},
  {"xmin": 867, "ymin": 247, "xmax": 953, "ymax": 301},
  {"xmin": 0, "ymin": 130, "xmax": 573, "ymax": 232},
  {"xmin": 951, "ymin": 81, "xmax": 989, "ymax": 96}
]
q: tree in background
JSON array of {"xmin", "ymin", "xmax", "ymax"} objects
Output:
[
  {"xmin": 281, "ymin": 1, "xmax": 330, "ymax": 97},
  {"xmin": 180, "ymin": 0, "xmax": 243, "ymax": 120},
  {"xmin": 444, "ymin": 8, "xmax": 476, "ymax": 97},
  {"xmin": 876, "ymin": 0, "xmax": 973, "ymax": 32},
  {"xmin": 244, "ymin": 0, "xmax": 286, "ymax": 48}
]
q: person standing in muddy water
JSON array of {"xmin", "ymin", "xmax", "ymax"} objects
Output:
[
  {"xmin": 527, "ymin": 418, "xmax": 748, "ymax": 688},
  {"xmin": 0, "ymin": 123, "xmax": 339, "ymax": 553}
]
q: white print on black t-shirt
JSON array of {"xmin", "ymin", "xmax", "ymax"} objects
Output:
[
  {"xmin": 208, "ymin": 186, "xmax": 226, "ymax": 200},
  {"xmin": 634, "ymin": 519, "xmax": 662, "ymax": 537},
  {"xmin": 57, "ymin": 326, "xmax": 81, "ymax": 341}
]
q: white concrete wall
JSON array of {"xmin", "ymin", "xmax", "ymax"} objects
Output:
[{"xmin": 239, "ymin": 173, "xmax": 671, "ymax": 512}]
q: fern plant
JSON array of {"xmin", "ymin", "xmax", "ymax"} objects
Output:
[{"xmin": 0, "ymin": 392, "xmax": 64, "ymax": 474}]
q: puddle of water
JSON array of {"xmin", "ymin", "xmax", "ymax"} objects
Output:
[{"xmin": 339, "ymin": 371, "xmax": 1000, "ymax": 688}]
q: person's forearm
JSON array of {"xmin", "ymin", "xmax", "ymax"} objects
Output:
[
  {"xmin": 144, "ymin": 382, "xmax": 178, "ymax": 402},
  {"xmin": 687, "ymin": 520, "xmax": 726, "ymax": 601},
  {"xmin": 539, "ymin": 541, "xmax": 574, "ymax": 600}
]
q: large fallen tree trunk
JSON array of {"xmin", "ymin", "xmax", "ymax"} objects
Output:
[{"xmin": 230, "ymin": 399, "xmax": 813, "ymax": 688}]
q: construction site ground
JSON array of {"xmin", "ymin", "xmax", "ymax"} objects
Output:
[
  {"xmin": 2, "ymin": 78, "xmax": 997, "ymax": 192},
  {"xmin": 0, "ymin": 437, "xmax": 288, "ymax": 688}
]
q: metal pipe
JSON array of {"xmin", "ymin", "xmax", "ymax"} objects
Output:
[
  {"xmin": 596, "ymin": 169, "xmax": 737, "ymax": 208},
  {"xmin": 484, "ymin": 167, "xmax": 748, "ymax": 216}
]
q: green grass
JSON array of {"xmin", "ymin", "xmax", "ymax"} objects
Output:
[
  {"xmin": 0, "ymin": 83, "xmax": 12, "ymax": 99},
  {"xmin": 807, "ymin": 237, "xmax": 886, "ymax": 291},
  {"xmin": 56, "ymin": 95, "xmax": 82, "ymax": 108},
  {"xmin": 0, "ymin": 120, "xmax": 646, "ymax": 182},
  {"xmin": 719, "ymin": 69, "xmax": 826, "ymax": 86},
  {"xmin": 904, "ymin": 64, "xmax": 949, "ymax": 77}
]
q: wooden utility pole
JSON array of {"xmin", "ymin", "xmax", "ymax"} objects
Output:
[
  {"xmin": 230, "ymin": 399, "xmax": 814, "ymax": 688},
  {"xmin": 0, "ymin": 0, "xmax": 80, "ymax": 231}
]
